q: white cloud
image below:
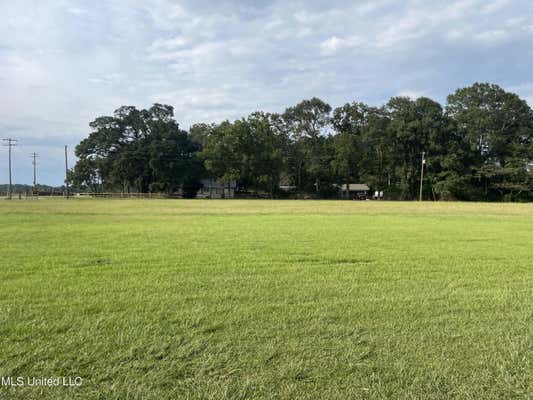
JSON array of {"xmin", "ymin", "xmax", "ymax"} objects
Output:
[
  {"xmin": 148, "ymin": 36, "xmax": 188, "ymax": 51},
  {"xmin": 474, "ymin": 29, "xmax": 509, "ymax": 43},
  {"xmin": 141, "ymin": 0, "xmax": 189, "ymax": 30},
  {"xmin": 446, "ymin": 29, "xmax": 465, "ymax": 40},
  {"xmin": 398, "ymin": 90, "xmax": 426, "ymax": 99},
  {"xmin": 1, "ymin": 0, "xmax": 533, "ymax": 184},
  {"xmin": 375, "ymin": 13, "xmax": 425, "ymax": 48},
  {"xmin": 88, "ymin": 73, "xmax": 123, "ymax": 86},
  {"xmin": 320, "ymin": 36, "xmax": 362, "ymax": 55},
  {"xmin": 66, "ymin": 7, "xmax": 88, "ymax": 16},
  {"xmin": 505, "ymin": 17, "xmax": 526, "ymax": 27},
  {"xmin": 481, "ymin": 0, "xmax": 510, "ymax": 14}
]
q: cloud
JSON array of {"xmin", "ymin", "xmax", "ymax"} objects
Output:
[
  {"xmin": 1, "ymin": 0, "xmax": 533, "ymax": 184},
  {"xmin": 474, "ymin": 29, "xmax": 509, "ymax": 43},
  {"xmin": 148, "ymin": 36, "xmax": 188, "ymax": 51},
  {"xmin": 320, "ymin": 36, "xmax": 362, "ymax": 55},
  {"xmin": 481, "ymin": 0, "xmax": 510, "ymax": 14},
  {"xmin": 66, "ymin": 7, "xmax": 88, "ymax": 16},
  {"xmin": 397, "ymin": 90, "xmax": 427, "ymax": 100}
]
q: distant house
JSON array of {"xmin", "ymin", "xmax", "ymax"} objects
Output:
[
  {"xmin": 197, "ymin": 179, "xmax": 236, "ymax": 199},
  {"xmin": 339, "ymin": 183, "xmax": 369, "ymax": 200},
  {"xmin": 279, "ymin": 185, "xmax": 297, "ymax": 192}
]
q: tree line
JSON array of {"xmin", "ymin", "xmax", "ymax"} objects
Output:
[{"xmin": 70, "ymin": 82, "xmax": 533, "ymax": 201}]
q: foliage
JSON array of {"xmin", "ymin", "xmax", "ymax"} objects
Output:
[
  {"xmin": 71, "ymin": 83, "xmax": 533, "ymax": 200},
  {"xmin": 199, "ymin": 113, "xmax": 288, "ymax": 196},
  {"xmin": 71, "ymin": 104, "xmax": 205, "ymax": 195}
]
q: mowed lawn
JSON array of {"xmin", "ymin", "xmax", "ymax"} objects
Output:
[{"xmin": 0, "ymin": 200, "xmax": 532, "ymax": 400}]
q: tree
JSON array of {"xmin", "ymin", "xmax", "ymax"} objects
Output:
[
  {"xmin": 447, "ymin": 83, "xmax": 533, "ymax": 199},
  {"xmin": 385, "ymin": 97, "xmax": 463, "ymax": 199},
  {"xmin": 199, "ymin": 113, "xmax": 288, "ymax": 196},
  {"xmin": 71, "ymin": 84, "xmax": 533, "ymax": 201},
  {"xmin": 331, "ymin": 102, "xmax": 370, "ymax": 196},
  {"xmin": 358, "ymin": 107, "xmax": 392, "ymax": 191},
  {"xmin": 149, "ymin": 128, "xmax": 204, "ymax": 194},
  {"xmin": 72, "ymin": 104, "xmax": 204, "ymax": 195},
  {"xmin": 68, "ymin": 157, "xmax": 100, "ymax": 192},
  {"xmin": 283, "ymin": 98, "xmax": 332, "ymax": 193}
]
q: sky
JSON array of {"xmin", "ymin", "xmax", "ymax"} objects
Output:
[{"xmin": 1, "ymin": 0, "xmax": 533, "ymax": 185}]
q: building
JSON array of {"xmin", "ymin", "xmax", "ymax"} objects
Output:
[
  {"xmin": 279, "ymin": 185, "xmax": 297, "ymax": 192},
  {"xmin": 197, "ymin": 179, "xmax": 236, "ymax": 199},
  {"xmin": 339, "ymin": 183, "xmax": 370, "ymax": 200}
]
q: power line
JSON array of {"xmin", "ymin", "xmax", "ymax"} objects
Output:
[
  {"xmin": 29, "ymin": 152, "xmax": 39, "ymax": 188},
  {"xmin": 64, "ymin": 145, "xmax": 69, "ymax": 199},
  {"xmin": 2, "ymin": 138, "xmax": 18, "ymax": 200},
  {"xmin": 419, "ymin": 151, "xmax": 426, "ymax": 202}
]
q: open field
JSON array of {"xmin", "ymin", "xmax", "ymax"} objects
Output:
[{"xmin": 0, "ymin": 199, "xmax": 532, "ymax": 399}]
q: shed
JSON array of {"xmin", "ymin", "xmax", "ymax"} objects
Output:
[
  {"xmin": 197, "ymin": 179, "xmax": 237, "ymax": 199},
  {"xmin": 340, "ymin": 183, "xmax": 369, "ymax": 200}
]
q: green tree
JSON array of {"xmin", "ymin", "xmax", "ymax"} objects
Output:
[
  {"xmin": 200, "ymin": 113, "xmax": 288, "ymax": 196},
  {"xmin": 331, "ymin": 102, "xmax": 370, "ymax": 196},
  {"xmin": 385, "ymin": 97, "xmax": 462, "ymax": 199},
  {"xmin": 72, "ymin": 104, "xmax": 204, "ymax": 195},
  {"xmin": 447, "ymin": 83, "xmax": 533, "ymax": 199},
  {"xmin": 283, "ymin": 98, "xmax": 332, "ymax": 193}
]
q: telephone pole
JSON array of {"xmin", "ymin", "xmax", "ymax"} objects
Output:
[
  {"xmin": 64, "ymin": 145, "xmax": 69, "ymax": 199},
  {"xmin": 2, "ymin": 138, "xmax": 18, "ymax": 200},
  {"xmin": 419, "ymin": 151, "xmax": 426, "ymax": 202},
  {"xmin": 30, "ymin": 152, "xmax": 39, "ymax": 194}
]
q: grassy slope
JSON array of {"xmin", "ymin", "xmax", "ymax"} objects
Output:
[{"xmin": 0, "ymin": 200, "xmax": 532, "ymax": 400}]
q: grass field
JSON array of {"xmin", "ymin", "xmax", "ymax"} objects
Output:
[{"xmin": 0, "ymin": 199, "xmax": 532, "ymax": 400}]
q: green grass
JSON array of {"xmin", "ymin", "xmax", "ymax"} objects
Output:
[{"xmin": 0, "ymin": 199, "xmax": 532, "ymax": 400}]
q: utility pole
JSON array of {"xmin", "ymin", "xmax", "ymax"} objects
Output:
[
  {"xmin": 2, "ymin": 138, "xmax": 18, "ymax": 200},
  {"xmin": 30, "ymin": 152, "xmax": 39, "ymax": 196},
  {"xmin": 419, "ymin": 151, "xmax": 426, "ymax": 202},
  {"xmin": 64, "ymin": 145, "xmax": 69, "ymax": 199}
]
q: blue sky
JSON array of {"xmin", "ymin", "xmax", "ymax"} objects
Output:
[{"xmin": 1, "ymin": 0, "xmax": 533, "ymax": 185}]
